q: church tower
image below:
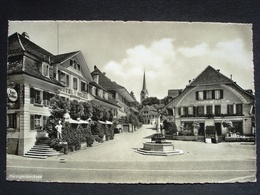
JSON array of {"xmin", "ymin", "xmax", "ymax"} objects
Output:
[{"xmin": 140, "ymin": 71, "xmax": 149, "ymax": 104}]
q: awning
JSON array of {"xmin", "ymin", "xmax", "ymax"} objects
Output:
[
  {"xmin": 106, "ymin": 121, "xmax": 113, "ymax": 125},
  {"xmin": 69, "ymin": 118, "xmax": 79, "ymax": 124},
  {"xmin": 98, "ymin": 120, "xmax": 106, "ymax": 124}
]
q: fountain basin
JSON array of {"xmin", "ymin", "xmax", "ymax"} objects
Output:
[
  {"xmin": 136, "ymin": 141, "xmax": 184, "ymax": 156},
  {"xmin": 143, "ymin": 142, "xmax": 174, "ymax": 151}
]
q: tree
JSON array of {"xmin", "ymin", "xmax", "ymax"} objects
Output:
[
  {"xmin": 91, "ymin": 103, "xmax": 103, "ymax": 121},
  {"xmin": 82, "ymin": 101, "xmax": 93, "ymax": 120},
  {"xmin": 142, "ymin": 97, "xmax": 160, "ymax": 106},
  {"xmin": 70, "ymin": 99, "xmax": 84, "ymax": 120},
  {"xmin": 50, "ymin": 95, "xmax": 70, "ymax": 119}
]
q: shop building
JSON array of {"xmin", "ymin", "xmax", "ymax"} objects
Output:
[{"xmin": 164, "ymin": 65, "xmax": 255, "ymax": 136}]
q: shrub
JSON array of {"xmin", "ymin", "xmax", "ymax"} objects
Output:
[
  {"xmin": 85, "ymin": 124, "xmax": 94, "ymax": 147},
  {"xmin": 49, "ymin": 138, "xmax": 63, "ymax": 151},
  {"xmin": 163, "ymin": 121, "xmax": 177, "ymax": 135}
]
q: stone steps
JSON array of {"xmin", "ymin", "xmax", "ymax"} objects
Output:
[
  {"xmin": 23, "ymin": 139, "xmax": 62, "ymax": 159},
  {"xmin": 135, "ymin": 149, "xmax": 184, "ymax": 156}
]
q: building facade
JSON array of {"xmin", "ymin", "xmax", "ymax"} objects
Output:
[
  {"xmin": 91, "ymin": 66, "xmax": 136, "ymax": 118},
  {"xmin": 7, "ymin": 32, "xmax": 119, "ymax": 155},
  {"xmin": 139, "ymin": 105, "xmax": 159, "ymax": 125},
  {"xmin": 164, "ymin": 66, "xmax": 255, "ymax": 136}
]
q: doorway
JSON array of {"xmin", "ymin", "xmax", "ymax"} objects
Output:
[{"xmin": 215, "ymin": 123, "xmax": 222, "ymax": 135}]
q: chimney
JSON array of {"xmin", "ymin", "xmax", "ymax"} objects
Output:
[
  {"xmin": 103, "ymin": 72, "xmax": 106, "ymax": 76},
  {"xmin": 21, "ymin": 32, "xmax": 30, "ymax": 40},
  {"xmin": 94, "ymin": 65, "xmax": 97, "ymax": 70},
  {"xmin": 217, "ymin": 69, "xmax": 220, "ymax": 72},
  {"xmin": 230, "ymin": 74, "xmax": 232, "ymax": 80}
]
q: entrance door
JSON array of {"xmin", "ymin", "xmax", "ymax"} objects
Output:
[
  {"xmin": 215, "ymin": 123, "xmax": 222, "ymax": 135},
  {"xmin": 199, "ymin": 123, "xmax": 205, "ymax": 135}
]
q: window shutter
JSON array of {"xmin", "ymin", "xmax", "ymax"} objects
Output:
[
  {"xmin": 30, "ymin": 88, "xmax": 35, "ymax": 98},
  {"xmin": 203, "ymin": 91, "xmax": 206, "ymax": 100},
  {"xmin": 193, "ymin": 106, "xmax": 196, "ymax": 116},
  {"xmin": 220, "ymin": 90, "xmax": 223, "ymax": 99},
  {"xmin": 178, "ymin": 107, "xmax": 181, "ymax": 115},
  {"xmin": 66, "ymin": 75, "xmax": 69, "ymax": 86},
  {"xmin": 196, "ymin": 92, "xmax": 198, "ymax": 100},
  {"xmin": 212, "ymin": 90, "xmax": 215, "ymax": 99},
  {"xmin": 30, "ymin": 115, "xmax": 35, "ymax": 130}
]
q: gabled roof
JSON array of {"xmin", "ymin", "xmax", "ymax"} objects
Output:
[
  {"xmin": 189, "ymin": 65, "xmax": 234, "ymax": 86},
  {"xmin": 8, "ymin": 32, "xmax": 53, "ymax": 60},
  {"xmin": 91, "ymin": 66, "xmax": 134, "ymax": 102},
  {"xmin": 51, "ymin": 51, "xmax": 79, "ymax": 64},
  {"xmin": 91, "ymin": 66, "xmax": 124, "ymax": 90}
]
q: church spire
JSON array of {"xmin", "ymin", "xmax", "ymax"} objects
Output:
[
  {"xmin": 142, "ymin": 71, "xmax": 147, "ymax": 91},
  {"xmin": 140, "ymin": 70, "xmax": 148, "ymax": 104}
]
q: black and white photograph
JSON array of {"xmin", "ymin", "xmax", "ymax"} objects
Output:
[{"xmin": 6, "ymin": 21, "xmax": 256, "ymax": 183}]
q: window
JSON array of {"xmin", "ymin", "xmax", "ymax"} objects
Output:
[
  {"xmin": 30, "ymin": 115, "xmax": 41, "ymax": 130},
  {"xmin": 215, "ymin": 90, "xmax": 220, "ymax": 99},
  {"xmin": 196, "ymin": 90, "xmax": 223, "ymax": 100},
  {"xmin": 197, "ymin": 106, "xmax": 204, "ymax": 115},
  {"xmin": 30, "ymin": 88, "xmax": 42, "ymax": 104},
  {"xmin": 236, "ymin": 104, "xmax": 243, "ymax": 115},
  {"xmin": 81, "ymin": 82, "xmax": 86, "ymax": 92},
  {"xmin": 206, "ymin": 91, "xmax": 212, "ymax": 100},
  {"xmin": 227, "ymin": 105, "xmax": 234, "ymax": 115},
  {"xmin": 43, "ymin": 116, "xmax": 48, "ymax": 128},
  {"xmin": 188, "ymin": 107, "xmax": 193, "ymax": 115},
  {"xmin": 73, "ymin": 78, "xmax": 78, "ymax": 90},
  {"xmin": 215, "ymin": 105, "xmax": 221, "ymax": 115},
  {"xmin": 35, "ymin": 90, "xmax": 41, "ymax": 104},
  {"xmin": 7, "ymin": 114, "xmax": 17, "ymax": 128},
  {"xmin": 206, "ymin": 105, "xmax": 213, "ymax": 115},
  {"xmin": 198, "ymin": 91, "xmax": 204, "ymax": 100},
  {"xmin": 42, "ymin": 63, "xmax": 49, "ymax": 77}
]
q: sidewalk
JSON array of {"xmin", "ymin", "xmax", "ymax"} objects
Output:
[{"xmin": 7, "ymin": 125, "xmax": 256, "ymax": 162}]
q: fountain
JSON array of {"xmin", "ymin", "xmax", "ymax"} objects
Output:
[{"xmin": 136, "ymin": 133, "xmax": 184, "ymax": 156}]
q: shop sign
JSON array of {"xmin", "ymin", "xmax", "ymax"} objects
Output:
[{"xmin": 7, "ymin": 88, "xmax": 18, "ymax": 102}]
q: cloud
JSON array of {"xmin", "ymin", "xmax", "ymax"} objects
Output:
[
  {"xmin": 178, "ymin": 42, "xmax": 209, "ymax": 57},
  {"xmin": 102, "ymin": 38, "xmax": 253, "ymax": 102}
]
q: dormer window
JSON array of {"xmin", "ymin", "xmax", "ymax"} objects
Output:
[
  {"xmin": 42, "ymin": 62, "xmax": 49, "ymax": 77},
  {"xmin": 70, "ymin": 59, "xmax": 81, "ymax": 71}
]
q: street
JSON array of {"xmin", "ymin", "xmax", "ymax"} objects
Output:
[{"xmin": 6, "ymin": 125, "xmax": 256, "ymax": 183}]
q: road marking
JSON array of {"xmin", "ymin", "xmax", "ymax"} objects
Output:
[
  {"xmin": 6, "ymin": 166, "xmax": 256, "ymax": 172},
  {"xmin": 220, "ymin": 175, "xmax": 256, "ymax": 182}
]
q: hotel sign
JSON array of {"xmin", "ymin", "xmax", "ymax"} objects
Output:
[
  {"xmin": 7, "ymin": 88, "xmax": 18, "ymax": 102},
  {"xmin": 190, "ymin": 99, "xmax": 229, "ymax": 105}
]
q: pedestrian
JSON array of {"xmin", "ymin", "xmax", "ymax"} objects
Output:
[{"xmin": 55, "ymin": 120, "xmax": 62, "ymax": 139}]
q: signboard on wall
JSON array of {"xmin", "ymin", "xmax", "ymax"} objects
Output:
[{"xmin": 7, "ymin": 84, "xmax": 20, "ymax": 109}]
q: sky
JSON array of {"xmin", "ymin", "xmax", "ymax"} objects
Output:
[{"xmin": 8, "ymin": 21, "xmax": 254, "ymax": 102}]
